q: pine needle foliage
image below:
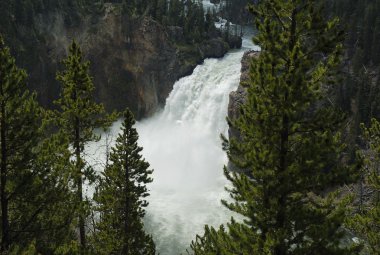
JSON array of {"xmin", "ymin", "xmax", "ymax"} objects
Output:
[
  {"xmin": 54, "ymin": 40, "xmax": 115, "ymax": 253},
  {"xmin": 348, "ymin": 118, "xmax": 380, "ymax": 254},
  {"xmin": 0, "ymin": 35, "xmax": 41, "ymax": 252},
  {"xmin": 92, "ymin": 109, "xmax": 155, "ymax": 255},
  {"xmin": 191, "ymin": 1, "xmax": 360, "ymax": 254},
  {"xmin": 0, "ymin": 35, "xmax": 90, "ymax": 255}
]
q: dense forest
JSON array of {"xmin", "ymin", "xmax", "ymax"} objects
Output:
[{"xmin": 0, "ymin": 0, "xmax": 380, "ymax": 254}]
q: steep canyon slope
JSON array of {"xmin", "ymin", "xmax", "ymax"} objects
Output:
[{"xmin": 0, "ymin": 2, "xmax": 237, "ymax": 118}]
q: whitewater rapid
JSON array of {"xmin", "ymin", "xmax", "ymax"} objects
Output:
[
  {"xmin": 138, "ymin": 34, "xmax": 257, "ymax": 254},
  {"xmin": 85, "ymin": 30, "xmax": 258, "ymax": 254}
]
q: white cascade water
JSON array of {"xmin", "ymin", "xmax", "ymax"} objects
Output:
[
  {"xmin": 137, "ymin": 34, "xmax": 257, "ymax": 254},
  {"xmin": 85, "ymin": 29, "xmax": 258, "ymax": 254}
]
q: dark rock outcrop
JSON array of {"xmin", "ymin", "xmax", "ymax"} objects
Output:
[
  {"xmin": 227, "ymin": 34, "xmax": 243, "ymax": 49},
  {"xmin": 199, "ymin": 38, "xmax": 230, "ymax": 59}
]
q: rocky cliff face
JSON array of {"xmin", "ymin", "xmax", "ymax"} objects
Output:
[
  {"xmin": 228, "ymin": 50, "xmax": 259, "ymax": 139},
  {"xmin": 227, "ymin": 50, "xmax": 258, "ymax": 172},
  {"xmin": 3, "ymin": 3, "xmax": 233, "ymax": 119}
]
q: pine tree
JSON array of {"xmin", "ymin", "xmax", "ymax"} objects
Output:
[
  {"xmin": 91, "ymin": 109, "xmax": 155, "ymax": 255},
  {"xmin": 0, "ymin": 35, "xmax": 84, "ymax": 255},
  {"xmin": 54, "ymin": 41, "xmax": 114, "ymax": 254},
  {"xmin": 192, "ymin": 1, "xmax": 360, "ymax": 254},
  {"xmin": 168, "ymin": 0, "xmax": 184, "ymax": 26},
  {"xmin": 348, "ymin": 118, "xmax": 380, "ymax": 254},
  {"xmin": 184, "ymin": 0, "xmax": 205, "ymax": 42},
  {"xmin": 156, "ymin": 0, "xmax": 168, "ymax": 24},
  {"xmin": 30, "ymin": 119, "xmax": 83, "ymax": 254},
  {"xmin": 0, "ymin": 35, "xmax": 42, "ymax": 252}
]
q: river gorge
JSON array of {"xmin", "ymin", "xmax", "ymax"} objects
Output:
[{"xmin": 85, "ymin": 27, "xmax": 258, "ymax": 254}]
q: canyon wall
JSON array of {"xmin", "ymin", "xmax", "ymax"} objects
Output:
[{"xmin": 2, "ymin": 3, "xmax": 238, "ymax": 119}]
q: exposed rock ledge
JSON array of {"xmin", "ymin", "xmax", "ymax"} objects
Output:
[{"xmin": 228, "ymin": 50, "xmax": 259, "ymax": 139}]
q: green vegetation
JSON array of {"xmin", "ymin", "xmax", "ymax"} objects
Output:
[
  {"xmin": 91, "ymin": 109, "xmax": 155, "ymax": 255},
  {"xmin": 0, "ymin": 37, "xmax": 154, "ymax": 253},
  {"xmin": 122, "ymin": 0, "xmax": 217, "ymax": 43},
  {"xmin": 348, "ymin": 119, "xmax": 380, "ymax": 254},
  {"xmin": 0, "ymin": 34, "xmax": 42, "ymax": 253},
  {"xmin": 191, "ymin": 1, "xmax": 361, "ymax": 254},
  {"xmin": 53, "ymin": 41, "xmax": 116, "ymax": 253},
  {"xmin": 220, "ymin": 0, "xmax": 251, "ymax": 25},
  {"xmin": 0, "ymin": 36, "xmax": 77, "ymax": 254},
  {"xmin": 1, "ymin": 0, "xmax": 380, "ymax": 254}
]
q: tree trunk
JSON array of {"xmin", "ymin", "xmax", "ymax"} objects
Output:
[
  {"xmin": 75, "ymin": 116, "xmax": 86, "ymax": 254},
  {"xmin": 123, "ymin": 149, "xmax": 130, "ymax": 255}
]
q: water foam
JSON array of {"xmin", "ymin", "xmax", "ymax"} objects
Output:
[{"xmin": 85, "ymin": 29, "xmax": 258, "ymax": 254}]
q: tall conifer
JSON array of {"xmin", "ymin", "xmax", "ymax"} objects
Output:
[
  {"xmin": 0, "ymin": 35, "xmax": 41, "ymax": 252},
  {"xmin": 0, "ymin": 35, "xmax": 75, "ymax": 254},
  {"xmin": 92, "ymin": 109, "xmax": 155, "ymax": 255},
  {"xmin": 192, "ymin": 1, "xmax": 360, "ymax": 254},
  {"xmin": 54, "ymin": 41, "xmax": 114, "ymax": 254}
]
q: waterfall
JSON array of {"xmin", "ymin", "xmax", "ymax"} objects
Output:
[
  {"xmin": 138, "ymin": 55, "xmax": 242, "ymax": 254},
  {"xmin": 85, "ymin": 28, "xmax": 258, "ymax": 255},
  {"xmin": 136, "ymin": 34, "xmax": 257, "ymax": 254}
]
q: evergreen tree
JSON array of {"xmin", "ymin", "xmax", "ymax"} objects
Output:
[
  {"xmin": 204, "ymin": 8, "xmax": 215, "ymax": 35},
  {"xmin": 184, "ymin": 0, "xmax": 205, "ymax": 42},
  {"xmin": 192, "ymin": 1, "xmax": 360, "ymax": 254},
  {"xmin": 156, "ymin": 0, "xmax": 168, "ymax": 24},
  {"xmin": 168, "ymin": 0, "xmax": 184, "ymax": 26},
  {"xmin": 0, "ymin": 35, "xmax": 84, "ymax": 255},
  {"xmin": 30, "ymin": 130, "xmax": 80, "ymax": 255},
  {"xmin": 91, "ymin": 109, "xmax": 155, "ymax": 255},
  {"xmin": 348, "ymin": 118, "xmax": 380, "ymax": 254},
  {"xmin": 0, "ymin": 35, "xmax": 41, "ymax": 252},
  {"xmin": 54, "ymin": 41, "xmax": 114, "ymax": 254}
]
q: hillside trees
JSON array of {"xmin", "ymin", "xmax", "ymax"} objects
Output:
[
  {"xmin": 54, "ymin": 41, "xmax": 115, "ymax": 254},
  {"xmin": 348, "ymin": 118, "xmax": 380, "ymax": 254},
  {"xmin": 220, "ymin": 0, "xmax": 251, "ymax": 24},
  {"xmin": 151, "ymin": 0, "xmax": 210, "ymax": 42},
  {"xmin": 191, "ymin": 1, "xmax": 360, "ymax": 254},
  {"xmin": 168, "ymin": 0, "xmax": 185, "ymax": 27},
  {"xmin": 183, "ymin": 0, "xmax": 205, "ymax": 42},
  {"xmin": 91, "ymin": 109, "xmax": 155, "ymax": 255}
]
